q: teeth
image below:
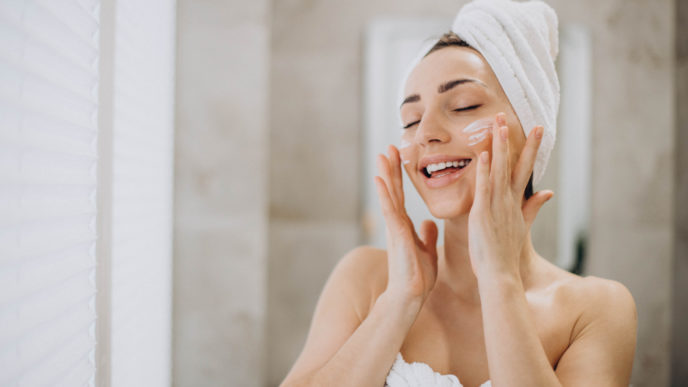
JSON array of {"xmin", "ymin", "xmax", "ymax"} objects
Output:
[{"xmin": 425, "ymin": 159, "xmax": 471, "ymax": 175}]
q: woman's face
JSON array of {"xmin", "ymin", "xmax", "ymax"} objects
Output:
[{"xmin": 400, "ymin": 46, "xmax": 527, "ymax": 219}]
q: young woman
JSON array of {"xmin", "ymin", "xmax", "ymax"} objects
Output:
[{"xmin": 281, "ymin": 1, "xmax": 637, "ymax": 386}]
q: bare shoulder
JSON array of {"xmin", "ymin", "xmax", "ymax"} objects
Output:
[
  {"xmin": 569, "ymin": 275, "xmax": 637, "ymax": 331},
  {"xmin": 532, "ymin": 260, "xmax": 638, "ymax": 349},
  {"xmin": 535, "ymin": 260, "xmax": 636, "ymax": 321},
  {"xmin": 543, "ymin": 268, "xmax": 638, "ymax": 383},
  {"xmin": 550, "ymin": 270, "xmax": 637, "ymax": 325},
  {"xmin": 332, "ymin": 245, "xmax": 389, "ymax": 320}
]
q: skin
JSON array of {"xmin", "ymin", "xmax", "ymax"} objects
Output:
[{"xmin": 281, "ymin": 46, "xmax": 637, "ymax": 387}]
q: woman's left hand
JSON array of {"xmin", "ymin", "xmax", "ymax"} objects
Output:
[{"xmin": 467, "ymin": 112, "xmax": 554, "ymax": 279}]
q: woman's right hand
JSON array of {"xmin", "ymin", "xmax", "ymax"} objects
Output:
[{"xmin": 374, "ymin": 145, "xmax": 439, "ymax": 307}]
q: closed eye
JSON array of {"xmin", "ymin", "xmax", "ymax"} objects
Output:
[
  {"xmin": 402, "ymin": 120, "xmax": 420, "ymax": 129},
  {"xmin": 453, "ymin": 104, "xmax": 482, "ymax": 112},
  {"xmin": 402, "ymin": 104, "xmax": 482, "ymax": 130}
]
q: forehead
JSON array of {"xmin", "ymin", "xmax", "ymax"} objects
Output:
[{"xmin": 404, "ymin": 46, "xmax": 498, "ymax": 96}]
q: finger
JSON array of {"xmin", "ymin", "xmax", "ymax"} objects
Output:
[
  {"xmin": 387, "ymin": 145, "xmax": 405, "ymax": 207},
  {"xmin": 418, "ymin": 219, "xmax": 438, "ymax": 258},
  {"xmin": 474, "ymin": 150, "xmax": 491, "ymax": 208},
  {"xmin": 512, "ymin": 126, "xmax": 544, "ymax": 195},
  {"xmin": 522, "ymin": 189, "xmax": 554, "ymax": 227},
  {"xmin": 374, "ymin": 176, "xmax": 404, "ymax": 231},
  {"xmin": 376, "ymin": 154, "xmax": 398, "ymax": 210},
  {"xmin": 491, "ymin": 112, "xmax": 509, "ymax": 196}
]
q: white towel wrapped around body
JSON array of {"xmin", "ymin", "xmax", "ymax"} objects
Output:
[{"xmin": 401, "ymin": 0, "xmax": 560, "ymax": 185}]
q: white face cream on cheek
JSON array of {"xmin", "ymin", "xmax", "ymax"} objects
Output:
[
  {"xmin": 462, "ymin": 118, "xmax": 494, "ymax": 146},
  {"xmin": 399, "ymin": 138, "xmax": 412, "ymax": 164},
  {"xmin": 468, "ymin": 130, "xmax": 489, "ymax": 146},
  {"xmin": 462, "ymin": 118, "xmax": 494, "ymax": 134}
]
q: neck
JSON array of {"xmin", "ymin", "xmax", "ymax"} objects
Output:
[{"xmin": 437, "ymin": 214, "xmax": 538, "ymax": 304}]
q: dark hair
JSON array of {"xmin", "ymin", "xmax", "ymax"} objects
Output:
[
  {"xmin": 524, "ymin": 174, "xmax": 533, "ymax": 200},
  {"xmin": 425, "ymin": 31, "xmax": 472, "ymax": 56},
  {"xmin": 426, "ymin": 31, "xmax": 535, "ymax": 200}
]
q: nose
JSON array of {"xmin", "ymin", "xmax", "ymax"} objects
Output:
[{"xmin": 414, "ymin": 110, "xmax": 451, "ymax": 146}]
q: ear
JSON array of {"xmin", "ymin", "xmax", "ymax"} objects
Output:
[{"xmin": 522, "ymin": 190, "xmax": 554, "ymax": 228}]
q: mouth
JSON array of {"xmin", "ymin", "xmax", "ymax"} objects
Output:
[
  {"xmin": 421, "ymin": 158, "xmax": 472, "ymax": 178},
  {"xmin": 418, "ymin": 156, "xmax": 473, "ymax": 189}
]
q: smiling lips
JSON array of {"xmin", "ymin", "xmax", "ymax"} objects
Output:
[
  {"xmin": 416, "ymin": 156, "xmax": 473, "ymax": 188},
  {"xmin": 423, "ymin": 159, "xmax": 471, "ymax": 177}
]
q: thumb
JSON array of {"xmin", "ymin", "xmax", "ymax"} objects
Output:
[
  {"xmin": 418, "ymin": 219, "xmax": 439, "ymax": 256},
  {"xmin": 522, "ymin": 190, "xmax": 554, "ymax": 227}
]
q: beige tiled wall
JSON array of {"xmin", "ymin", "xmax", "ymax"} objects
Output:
[
  {"xmin": 173, "ymin": 1, "xmax": 270, "ymax": 386},
  {"xmin": 577, "ymin": 1, "xmax": 675, "ymax": 385},
  {"xmin": 673, "ymin": 0, "xmax": 688, "ymax": 384}
]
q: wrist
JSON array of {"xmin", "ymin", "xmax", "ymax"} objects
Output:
[
  {"xmin": 377, "ymin": 290, "xmax": 423, "ymax": 322},
  {"xmin": 476, "ymin": 265, "xmax": 523, "ymax": 292}
]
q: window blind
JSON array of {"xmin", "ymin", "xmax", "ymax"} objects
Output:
[
  {"xmin": 0, "ymin": 0, "xmax": 101, "ymax": 385},
  {"xmin": 110, "ymin": 0, "xmax": 175, "ymax": 385}
]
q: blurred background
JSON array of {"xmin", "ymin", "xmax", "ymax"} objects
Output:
[{"xmin": 1, "ymin": 0, "xmax": 686, "ymax": 386}]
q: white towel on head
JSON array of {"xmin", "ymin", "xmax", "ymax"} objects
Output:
[{"xmin": 401, "ymin": 0, "xmax": 560, "ymax": 185}]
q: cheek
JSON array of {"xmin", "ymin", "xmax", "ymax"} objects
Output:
[
  {"xmin": 470, "ymin": 132, "xmax": 494, "ymax": 156},
  {"xmin": 399, "ymin": 133, "xmax": 418, "ymax": 165}
]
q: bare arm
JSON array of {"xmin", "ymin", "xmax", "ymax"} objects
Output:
[
  {"xmin": 478, "ymin": 272, "xmax": 562, "ymax": 386},
  {"xmin": 471, "ymin": 114, "xmax": 637, "ymax": 386},
  {"xmin": 480, "ymin": 277, "xmax": 637, "ymax": 387},
  {"xmin": 479, "ymin": 274, "xmax": 636, "ymax": 387},
  {"xmin": 469, "ymin": 115, "xmax": 559, "ymax": 386},
  {"xmin": 280, "ymin": 248, "xmax": 421, "ymax": 387},
  {"xmin": 553, "ymin": 279, "xmax": 637, "ymax": 386}
]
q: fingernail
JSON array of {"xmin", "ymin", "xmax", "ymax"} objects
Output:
[
  {"xmin": 536, "ymin": 126, "xmax": 543, "ymax": 139},
  {"xmin": 500, "ymin": 126, "xmax": 508, "ymax": 140}
]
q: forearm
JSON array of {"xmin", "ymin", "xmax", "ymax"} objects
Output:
[
  {"xmin": 296, "ymin": 292, "xmax": 421, "ymax": 387},
  {"xmin": 478, "ymin": 272, "xmax": 561, "ymax": 387}
]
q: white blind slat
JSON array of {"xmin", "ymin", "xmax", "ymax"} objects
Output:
[
  {"xmin": 13, "ymin": 326, "xmax": 95, "ymax": 386},
  {"xmin": 0, "ymin": 0, "xmax": 100, "ymax": 385},
  {"xmin": 0, "ymin": 183, "xmax": 96, "ymax": 228},
  {"xmin": 1, "ymin": 0, "xmax": 176, "ymax": 385},
  {"xmin": 0, "ymin": 274, "xmax": 95, "ymax": 384},
  {"xmin": 0, "ymin": 242, "xmax": 95, "ymax": 306}
]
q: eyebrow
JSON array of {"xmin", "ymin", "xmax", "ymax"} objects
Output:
[{"xmin": 400, "ymin": 78, "xmax": 488, "ymax": 108}]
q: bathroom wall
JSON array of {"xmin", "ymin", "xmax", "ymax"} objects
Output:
[
  {"xmin": 566, "ymin": 1, "xmax": 675, "ymax": 386},
  {"xmin": 173, "ymin": 1, "xmax": 270, "ymax": 386},
  {"xmin": 673, "ymin": 0, "xmax": 688, "ymax": 384}
]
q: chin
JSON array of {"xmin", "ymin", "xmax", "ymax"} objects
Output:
[
  {"xmin": 424, "ymin": 192, "xmax": 473, "ymax": 219},
  {"xmin": 409, "ymin": 172, "xmax": 476, "ymax": 220},
  {"xmin": 408, "ymin": 160, "xmax": 478, "ymax": 220},
  {"xmin": 427, "ymin": 201, "xmax": 471, "ymax": 219}
]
